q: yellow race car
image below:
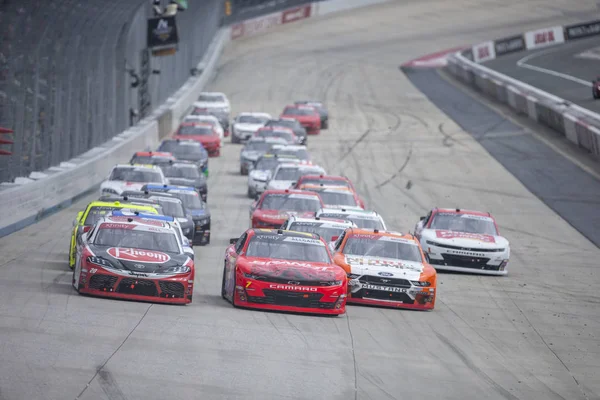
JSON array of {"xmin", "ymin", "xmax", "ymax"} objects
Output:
[{"xmin": 68, "ymin": 200, "xmax": 159, "ymax": 269}]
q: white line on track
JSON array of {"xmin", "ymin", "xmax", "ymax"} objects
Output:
[{"xmin": 516, "ymin": 48, "xmax": 592, "ymax": 87}]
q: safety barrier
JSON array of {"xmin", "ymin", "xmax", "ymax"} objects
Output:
[{"xmin": 446, "ymin": 19, "xmax": 600, "ymax": 161}]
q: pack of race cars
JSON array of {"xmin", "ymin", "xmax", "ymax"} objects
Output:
[{"xmin": 69, "ymin": 91, "xmax": 511, "ymax": 314}]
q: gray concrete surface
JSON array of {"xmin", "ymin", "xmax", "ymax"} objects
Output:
[
  {"xmin": 1, "ymin": 0, "xmax": 600, "ymax": 399},
  {"xmin": 485, "ymin": 35, "xmax": 600, "ymax": 113}
]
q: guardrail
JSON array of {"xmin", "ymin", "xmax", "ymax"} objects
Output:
[{"xmin": 445, "ymin": 19, "xmax": 600, "ymax": 161}]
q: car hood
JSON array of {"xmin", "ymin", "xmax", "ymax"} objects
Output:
[
  {"xmin": 167, "ymin": 177, "xmax": 206, "ymax": 188},
  {"xmin": 239, "ymin": 258, "xmax": 344, "ymax": 282},
  {"xmin": 241, "ymin": 151, "xmax": 261, "ymax": 161},
  {"xmin": 267, "ymin": 180, "xmax": 295, "ymax": 190},
  {"xmin": 282, "ymin": 114, "xmax": 318, "ymax": 123},
  {"xmin": 234, "ymin": 123, "xmax": 264, "ymax": 132},
  {"xmin": 249, "ymin": 169, "xmax": 271, "ymax": 181},
  {"xmin": 253, "ymin": 209, "xmax": 315, "ymax": 221},
  {"xmin": 422, "ymin": 229, "xmax": 508, "ymax": 249},
  {"xmin": 88, "ymin": 246, "xmax": 190, "ymax": 277},
  {"xmin": 189, "ymin": 208, "xmax": 209, "ymax": 218},
  {"xmin": 344, "ymin": 255, "xmax": 424, "ymax": 281}
]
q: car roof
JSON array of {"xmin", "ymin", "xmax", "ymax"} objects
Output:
[
  {"xmin": 180, "ymin": 122, "xmax": 213, "ymax": 128},
  {"xmin": 299, "ymin": 184, "xmax": 353, "ymax": 193},
  {"xmin": 262, "ymin": 189, "xmax": 321, "ymax": 196},
  {"xmin": 318, "ymin": 207, "xmax": 379, "ymax": 217},
  {"xmin": 299, "ymin": 174, "xmax": 348, "ymax": 181},
  {"xmin": 271, "ymin": 144, "xmax": 307, "ymax": 150},
  {"xmin": 250, "ymin": 228, "xmax": 320, "ymax": 240},
  {"xmin": 287, "ymin": 216, "xmax": 355, "ymax": 227},
  {"xmin": 98, "ymin": 215, "xmax": 174, "ymax": 234},
  {"xmin": 133, "ymin": 151, "xmax": 173, "ymax": 157},
  {"xmin": 434, "ymin": 208, "xmax": 492, "ymax": 217},
  {"xmin": 86, "ymin": 201, "xmax": 158, "ymax": 212},
  {"xmin": 346, "ymin": 227, "xmax": 411, "ymax": 239},
  {"xmin": 238, "ymin": 112, "xmax": 271, "ymax": 117},
  {"xmin": 112, "ymin": 164, "xmax": 160, "ymax": 170},
  {"xmin": 145, "ymin": 184, "xmax": 195, "ymax": 191},
  {"xmin": 200, "ymin": 91, "xmax": 226, "ymax": 96},
  {"xmin": 111, "ymin": 210, "xmax": 175, "ymax": 222}
]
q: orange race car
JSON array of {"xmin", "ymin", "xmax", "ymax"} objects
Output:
[{"xmin": 331, "ymin": 228, "xmax": 436, "ymax": 310}]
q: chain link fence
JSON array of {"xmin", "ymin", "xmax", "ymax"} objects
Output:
[{"xmin": 0, "ymin": 0, "xmax": 222, "ymax": 183}]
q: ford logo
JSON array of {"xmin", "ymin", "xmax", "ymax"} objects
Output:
[{"xmin": 378, "ymin": 272, "xmax": 393, "ymax": 277}]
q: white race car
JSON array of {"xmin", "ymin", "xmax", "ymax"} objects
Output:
[
  {"xmin": 280, "ymin": 215, "xmax": 356, "ymax": 253},
  {"xmin": 317, "ymin": 208, "xmax": 387, "ymax": 231},
  {"xmin": 100, "ymin": 164, "xmax": 166, "ymax": 196},
  {"xmin": 247, "ymin": 155, "xmax": 302, "ymax": 198},
  {"xmin": 195, "ymin": 92, "xmax": 230, "ymax": 115},
  {"xmin": 414, "ymin": 208, "xmax": 510, "ymax": 275},
  {"xmin": 183, "ymin": 115, "xmax": 225, "ymax": 140},
  {"xmin": 266, "ymin": 163, "xmax": 326, "ymax": 191},
  {"xmin": 269, "ymin": 144, "xmax": 310, "ymax": 161},
  {"xmin": 231, "ymin": 112, "xmax": 272, "ymax": 143},
  {"xmin": 240, "ymin": 136, "xmax": 288, "ymax": 175}
]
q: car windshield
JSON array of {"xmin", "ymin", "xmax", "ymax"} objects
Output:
[
  {"xmin": 266, "ymin": 120, "xmax": 295, "ymax": 128},
  {"xmin": 289, "ymin": 222, "xmax": 346, "ymax": 242},
  {"xmin": 130, "ymin": 156, "xmax": 155, "ymax": 164},
  {"xmin": 347, "ymin": 216, "xmax": 385, "ymax": 230},
  {"xmin": 83, "ymin": 206, "xmax": 121, "ymax": 225},
  {"xmin": 198, "ymin": 94, "xmax": 224, "ymax": 102},
  {"xmin": 301, "ymin": 178, "xmax": 349, "ymax": 188},
  {"xmin": 246, "ymin": 235, "xmax": 331, "ymax": 263},
  {"xmin": 254, "ymin": 157, "xmax": 279, "ymax": 171},
  {"xmin": 274, "ymin": 167, "xmax": 301, "ymax": 181},
  {"xmin": 260, "ymin": 194, "xmax": 321, "ymax": 212},
  {"xmin": 177, "ymin": 125, "xmax": 213, "ymax": 136},
  {"xmin": 109, "ymin": 168, "xmax": 162, "ymax": 183},
  {"xmin": 257, "ymin": 130, "xmax": 293, "ymax": 141},
  {"xmin": 170, "ymin": 191, "xmax": 204, "ymax": 210},
  {"xmin": 430, "ymin": 213, "xmax": 498, "ymax": 235},
  {"xmin": 283, "ymin": 107, "xmax": 314, "ymax": 116},
  {"xmin": 344, "ymin": 236, "xmax": 422, "ymax": 262},
  {"xmin": 94, "ymin": 227, "xmax": 179, "ymax": 253},
  {"xmin": 154, "ymin": 200, "xmax": 185, "ymax": 218},
  {"xmin": 272, "ymin": 148, "xmax": 309, "ymax": 160},
  {"xmin": 238, "ymin": 115, "xmax": 268, "ymax": 124},
  {"xmin": 161, "ymin": 165, "xmax": 201, "ymax": 179},
  {"xmin": 316, "ymin": 191, "xmax": 357, "ymax": 207},
  {"xmin": 244, "ymin": 141, "xmax": 272, "ymax": 152}
]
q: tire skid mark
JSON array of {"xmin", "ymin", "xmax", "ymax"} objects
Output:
[{"xmin": 97, "ymin": 369, "xmax": 128, "ymax": 400}]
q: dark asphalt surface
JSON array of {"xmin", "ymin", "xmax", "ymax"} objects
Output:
[
  {"xmin": 484, "ymin": 35, "xmax": 600, "ymax": 113},
  {"xmin": 405, "ymin": 68, "xmax": 600, "ymax": 248}
]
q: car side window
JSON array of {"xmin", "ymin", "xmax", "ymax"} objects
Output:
[
  {"xmin": 235, "ymin": 233, "xmax": 247, "ymax": 254},
  {"xmin": 334, "ymin": 232, "xmax": 346, "ymax": 251},
  {"xmin": 423, "ymin": 211, "xmax": 433, "ymax": 227}
]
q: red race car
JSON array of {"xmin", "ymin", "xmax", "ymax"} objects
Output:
[
  {"xmin": 280, "ymin": 105, "xmax": 321, "ymax": 135},
  {"xmin": 173, "ymin": 122, "xmax": 221, "ymax": 157},
  {"xmin": 222, "ymin": 228, "xmax": 347, "ymax": 315},
  {"xmin": 250, "ymin": 189, "xmax": 324, "ymax": 229},
  {"xmin": 72, "ymin": 215, "xmax": 195, "ymax": 304},
  {"xmin": 293, "ymin": 174, "xmax": 365, "ymax": 208}
]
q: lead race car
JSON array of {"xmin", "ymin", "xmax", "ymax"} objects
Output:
[
  {"xmin": 222, "ymin": 229, "xmax": 347, "ymax": 315},
  {"xmin": 72, "ymin": 215, "xmax": 195, "ymax": 304},
  {"xmin": 332, "ymin": 228, "xmax": 437, "ymax": 310},
  {"xmin": 414, "ymin": 208, "xmax": 510, "ymax": 275}
]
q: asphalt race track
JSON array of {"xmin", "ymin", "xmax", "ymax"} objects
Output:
[
  {"xmin": 485, "ymin": 35, "xmax": 600, "ymax": 113},
  {"xmin": 1, "ymin": 1, "xmax": 600, "ymax": 399}
]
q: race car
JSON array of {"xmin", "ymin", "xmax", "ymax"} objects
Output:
[
  {"xmin": 293, "ymin": 175, "xmax": 365, "ymax": 208},
  {"xmin": 239, "ymin": 137, "xmax": 288, "ymax": 175},
  {"xmin": 266, "ymin": 162, "xmax": 326, "ymax": 191},
  {"xmin": 143, "ymin": 184, "xmax": 211, "ymax": 246},
  {"xmin": 156, "ymin": 160, "xmax": 208, "ymax": 201},
  {"xmin": 109, "ymin": 210, "xmax": 194, "ymax": 260},
  {"xmin": 254, "ymin": 126, "xmax": 298, "ymax": 145},
  {"xmin": 192, "ymin": 92, "xmax": 231, "ymax": 132},
  {"xmin": 264, "ymin": 118, "xmax": 307, "ymax": 145},
  {"xmin": 231, "ymin": 112, "xmax": 272, "ymax": 143},
  {"xmin": 414, "ymin": 208, "xmax": 510, "ymax": 275},
  {"xmin": 317, "ymin": 208, "xmax": 387, "ymax": 231},
  {"xmin": 280, "ymin": 105, "xmax": 321, "ymax": 135},
  {"xmin": 172, "ymin": 122, "xmax": 221, "ymax": 157},
  {"xmin": 250, "ymin": 189, "xmax": 324, "ymax": 229},
  {"xmin": 294, "ymin": 101, "xmax": 329, "ymax": 129},
  {"xmin": 269, "ymin": 144, "xmax": 310, "ymax": 161},
  {"xmin": 182, "ymin": 114, "xmax": 225, "ymax": 140},
  {"xmin": 72, "ymin": 215, "xmax": 194, "ymax": 304},
  {"xmin": 68, "ymin": 200, "xmax": 159, "ymax": 269},
  {"xmin": 129, "ymin": 151, "xmax": 176, "ymax": 165},
  {"xmin": 593, "ymin": 77, "xmax": 600, "ymax": 99},
  {"xmin": 298, "ymin": 184, "xmax": 363, "ymax": 210},
  {"xmin": 280, "ymin": 215, "xmax": 356, "ymax": 251},
  {"xmin": 247, "ymin": 154, "xmax": 302, "ymax": 198},
  {"xmin": 221, "ymin": 229, "xmax": 347, "ymax": 315},
  {"xmin": 100, "ymin": 164, "xmax": 166, "ymax": 196},
  {"xmin": 331, "ymin": 228, "xmax": 436, "ymax": 310},
  {"xmin": 157, "ymin": 139, "xmax": 209, "ymax": 177}
]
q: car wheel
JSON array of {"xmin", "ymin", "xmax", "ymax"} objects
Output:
[
  {"xmin": 232, "ymin": 272, "xmax": 240, "ymax": 308},
  {"xmin": 322, "ymin": 120, "xmax": 328, "ymax": 129},
  {"xmin": 231, "ymin": 134, "xmax": 239, "ymax": 144},
  {"xmin": 594, "ymin": 90, "xmax": 599, "ymax": 99},
  {"xmin": 247, "ymin": 187, "xmax": 255, "ymax": 199},
  {"xmin": 68, "ymin": 246, "xmax": 75, "ymax": 270},
  {"xmin": 221, "ymin": 262, "xmax": 228, "ymax": 300}
]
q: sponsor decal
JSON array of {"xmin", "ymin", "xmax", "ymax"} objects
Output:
[
  {"xmin": 564, "ymin": 20, "xmax": 600, "ymax": 40},
  {"xmin": 269, "ymin": 284, "xmax": 318, "ymax": 292},
  {"xmin": 435, "ymin": 230, "xmax": 496, "ymax": 243},
  {"xmin": 107, "ymin": 216, "xmax": 164, "ymax": 226},
  {"xmin": 459, "ymin": 214, "xmax": 494, "ymax": 222},
  {"xmin": 494, "ymin": 35, "xmax": 525, "ymax": 55},
  {"xmin": 472, "ymin": 41, "xmax": 496, "ymax": 63},
  {"xmin": 283, "ymin": 237, "xmax": 324, "ymax": 246},
  {"xmin": 378, "ymin": 272, "xmax": 394, "ymax": 277},
  {"xmin": 240, "ymin": 13, "xmax": 281, "ymax": 38},
  {"xmin": 89, "ymin": 268, "xmax": 98, "ymax": 274},
  {"xmin": 379, "ymin": 236, "xmax": 416, "ymax": 245},
  {"xmin": 524, "ymin": 26, "xmax": 564, "ymax": 49},
  {"xmin": 288, "ymin": 194, "xmax": 319, "ymax": 200},
  {"xmin": 107, "ymin": 247, "xmax": 171, "ymax": 263},
  {"xmin": 129, "ymin": 271, "xmax": 149, "ymax": 277},
  {"xmin": 99, "ymin": 223, "xmax": 135, "ymax": 230},
  {"xmin": 363, "ymin": 284, "xmax": 409, "ymax": 293}
]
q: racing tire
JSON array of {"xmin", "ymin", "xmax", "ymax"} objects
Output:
[
  {"xmin": 231, "ymin": 134, "xmax": 239, "ymax": 144},
  {"xmin": 231, "ymin": 273, "xmax": 240, "ymax": 308},
  {"xmin": 221, "ymin": 262, "xmax": 227, "ymax": 300},
  {"xmin": 68, "ymin": 245, "xmax": 75, "ymax": 270},
  {"xmin": 247, "ymin": 187, "xmax": 255, "ymax": 199},
  {"xmin": 594, "ymin": 90, "xmax": 599, "ymax": 99},
  {"xmin": 322, "ymin": 120, "xmax": 328, "ymax": 130}
]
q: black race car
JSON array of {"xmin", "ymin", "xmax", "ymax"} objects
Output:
[
  {"xmin": 157, "ymin": 139, "xmax": 209, "ymax": 177},
  {"xmin": 264, "ymin": 118, "xmax": 307, "ymax": 145},
  {"xmin": 155, "ymin": 160, "xmax": 208, "ymax": 202},
  {"xmin": 294, "ymin": 101, "xmax": 329, "ymax": 129}
]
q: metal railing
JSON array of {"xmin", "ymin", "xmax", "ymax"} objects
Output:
[{"xmin": 0, "ymin": 0, "xmax": 221, "ymax": 183}]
